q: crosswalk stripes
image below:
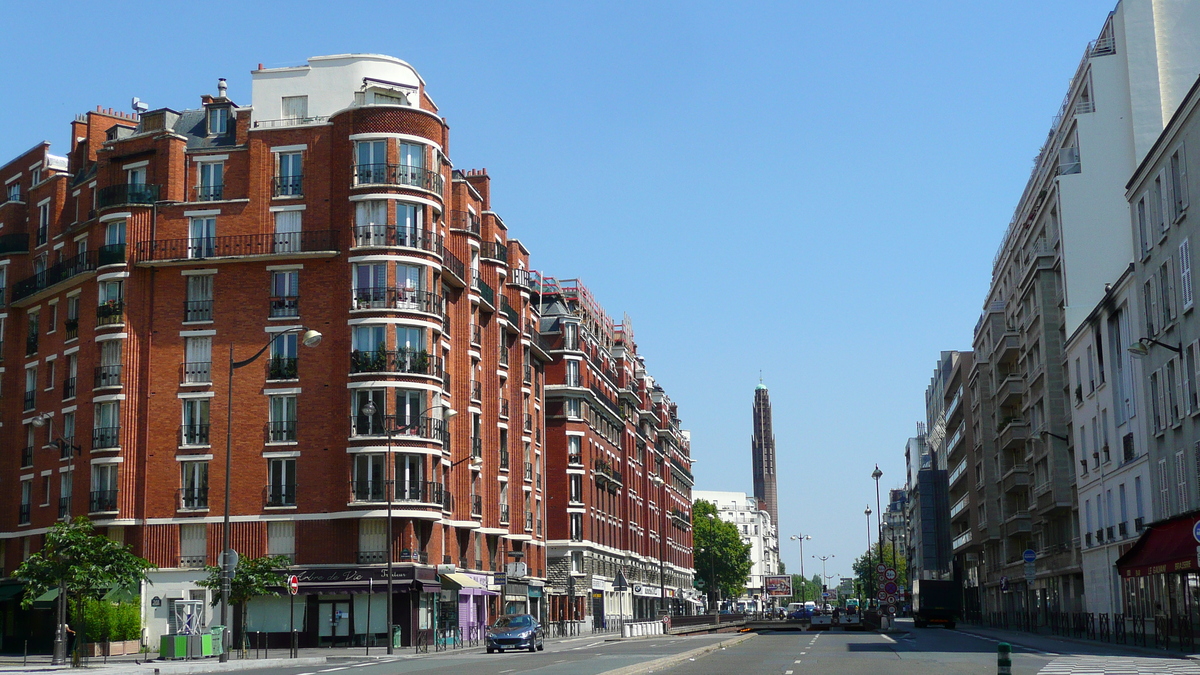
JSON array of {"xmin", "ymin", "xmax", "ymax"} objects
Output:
[{"xmin": 1038, "ymin": 655, "xmax": 1200, "ymax": 674}]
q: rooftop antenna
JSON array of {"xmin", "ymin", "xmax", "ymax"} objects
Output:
[{"xmin": 131, "ymin": 97, "xmax": 148, "ymax": 114}]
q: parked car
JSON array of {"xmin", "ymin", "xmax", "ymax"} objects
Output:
[
  {"xmin": 486, "ymin": 614, "xmax": 545, "ymax": 653},
  {"xmin": 786, "ymin": 601, "xmax": 814, "ymax": 622}
]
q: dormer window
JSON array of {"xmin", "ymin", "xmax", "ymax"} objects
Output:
[{"xmin": 207, "ymin": 107, "xmax": 229, "ymax": 135}]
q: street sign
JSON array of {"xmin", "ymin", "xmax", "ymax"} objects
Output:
[
  {"xmin": 877, "ymin": 591, "xmax": 887, "ymax": 600},
  {"xmin": 876, "ymin": 563, "xmax": 887, "ymax": 574},
  {"xmin": 823, "ymin": 591, "xmax": 831, "ymax": 598},
  {"xmin": 494, "ymin": 573, "xmax": 507, "ymax": 585},
  {"xmin": 1022, "ymin": 549, "xmax": 1036, "ymax": 564},
  {"xmin": 884, "ymin": 568, "xmax": 897, "ymax": 581},
  {"xmin": 886, "ymin": 595, "xmax": 896, "ymax": 604},
  {"xmin": 886, "ymin": 605, "xmax": 897, "ymax": 615},
  {"xmin": 884, "ymin": 581, "xmax": 898, "ymax": 595},
  {"xmin": 1193, "ymin": 520, "xmax": 1200, "ymax": 543},
  {"xmin": 221, "ymin": 549, "xmax": 239, "ymax": 577},
  {"xmin": 1024, "ymin": 561, "xmax": 1036, "ymax": 585},
  {"xmin": 288, "ymin": 575, "xmax": 299, "ymax": 596}
]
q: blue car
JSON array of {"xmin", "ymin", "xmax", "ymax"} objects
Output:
[{"xmin": 486, "ymin": 614, "xmax": 544, "ymax": 653}]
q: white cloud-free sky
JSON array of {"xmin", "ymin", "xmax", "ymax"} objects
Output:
[{"xmin": 2, "ymin": 0, "xmax": 1120, "ymax": 579}]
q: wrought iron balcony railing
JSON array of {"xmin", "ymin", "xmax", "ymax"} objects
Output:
[
  {"xmin": 180, "ymin": 424, "xmax": 211, "ymax": 446},
  {"xmin": 349, "ymin": 349, "xmax": 441, "ymax": 377},
  {"xmin": 136, "ymin": 230, "xmax": 337, "ymax": 262},
  {"xmin": 93, "ymin": 426, "xmax": 120, "ymax": 450},
  {"xmin": 448, "ymin": 210, "xmax": 481, "ymax": 235},
  {"xmin": 273, "ymin": 175, "xmax": 303, "ymax": 197},
  {"xmin": 351, "ymin": 287, "xmax": 443, "ymax": 315},
  {"xmin": 89, "ymin": 489, "xmax": 118, "ymax": 513},
  {"xmin": 97, "ymin": 183, "xmax": 160, "ymax": 209},
  {"xmin": 267, "ymin": 420, "xmax": 297, "ymax": 443},
  {"xmin": 179, "ymin": 487, "xmax": 209, "ymax": 510},
  {"xmin": 352, "ymin": 224, "xmax": 443, "ymax": 254},
  {"xmin": 13, "ymin": 250, "xmax": 98, "ymax": 303},
  {"xmin": 94, "ymin": 364, "xmax": 122, "ymax": 388},
  {"xmin": 184, "ymin": 300, "xmax": 213, "ymax": 322},
  {"xmin": 352, "ymin": 163, "xmax": 444, "ymax": 193},
  {"xmin": 266, "ymin": 484, "xmax": 297, "ymax": 507},
  {"xmin": 269, "ymin": 295, "xmax": 299, "ymax": 318}
]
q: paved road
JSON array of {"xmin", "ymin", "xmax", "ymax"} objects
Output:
[
  {"xmin": 195, "ymin": 633, "xmax": 733, "ymax": 675},
  {"xmin": 661, "ymin": 619, "xmax": 1200, "ymax": 675}
]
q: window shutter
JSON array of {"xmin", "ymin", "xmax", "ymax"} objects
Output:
[
  {"xmin": 1182, "ymin": 239, "xmax": 1194, "ymax": 308},
  {"xmin": 1181, "ymin": 145, "xmax": 1190, "ymax": 210},
  {"xmin": 1169, "ymin": 257, "xmax": 1179, "ymax": 319}
]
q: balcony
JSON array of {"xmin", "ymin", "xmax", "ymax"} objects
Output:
[
  {"xmin": 352, "ymin": 163, "xmax": 444, "ymax": 193},
  {"xmin": 524, "ymin": 413, "xmax": 533, "ymax": 432},
  {"xmin": 179, "ymin": 487, "xmax": 209, "ymax": 510},
  {"xmin": 568, "ymin": 452, "xmax": 583, "ymax": 466},
  {"xmin": 523, "ymin": 365, "xmax": 532, "ymax": 385},
  {"xmin": 267, "ymin": 420, "xmax": 297, "ymax": 443},
  {"xmin": 0, "ymin": 232, "xmax": 29, "ymax": 256},
  {"xmin": 1001, "ymin": 464, "xmax": 1029, "ymax": 493},
  {"xmin": 525, "ymin": 511, "xmax": 534, "ymax": 532},
  {"xmin": 349, "ymin": 413, "xmax": 447, "ymax": 442},
  {"xmin": 470, "ymin": 324, "xmax": 482, "ymax": 347},
  {"xmin": 351, "ymin": 287, "xmax": 442, "ymax": 316},
  {"xmin": 97, "ymin": 243, "xmax": 126, "ymax": 267},
  {"xmin": 267, "ymin": 357, "xmax": 298, "ymax": 381},
  {"xmin": 471, "ymin": 495, "xmax": 483, "ymax": 517},
  {"xmin": 97, "ymin": 183, "xmax": 160, "ymax": 209},
  {"xmin": 269, "ymin": 296, "xmax": 299, "ymax": 318},
  {"xmin": 949, "ymin": 494, "xmax": 969, "ymax": 518},
  {"xmin": 57, "ymin": 437, "xmax": 76, "ymax": 460},
  {"xmin": 448, "ymin": 210, "xmax": 481, "ymax": 235},
  {"xmin": 524, "ymin": 462, "xmax": 534, "ymax": 482},
  {"xmin": 89, "ymin": 490, "xmax": 118, "ymax": 513},
  {"xmin": 499, "ymin": 447, "xmax": 509, "ymax": 469},
  {"xmin": 184, "ymin": 300, "xmax": 213, "ymax": 322},
  {"xmin": 63, "ymin": 376, "xmax": 76, "ymax": 400},
  {"xmin": 13, "ymin": 250, "xmax": 98, "ymax": 304},
  {"xmin": 20, "ymin": 446, "xmax": 33, "ymax": 468},
  {"xmin": 93, "ymin": 426, "xmax": 120, "ymax": 451},
  {"xmin": 273, "ymin": 175, "xmax": 303, "ymax": 197},
  {"xmin": 470, "ymin": 380, "xmax": 482, "ymax": 401},
  {"xmin": 949, "ymin": 460, "xmax": 967, "ymax": 487},
  {"xmin": 96, "ymin": 300, "xmax": 124, "ymax": 326},
  {"xmin": 350, "ymin": 480, "xmax": 447, "ymax": 505},
  {"xmin": 136, "ymin": 230, "xmax": 337, "ymax": 263},
  {"xmin": 252, "ymin": 115, "xmax": 330, "ymax": 128},
  {"xmin": 351, "ymin": 480, "xmax": 385, "ymax": 502},
  {"xmin": 94, "ymin": 364, "xmax": 122, "ymax": 388},
  {"xmin": 442, "ymin": 250, "xmax": 466, "ymax": 286},
  {"xmin": 475, "ymin": 277, "xmax": 495, "ymax": 309},
  {"xmin": 23, "ymin": 390, "xmax": 35, "ymax": 412},
  {"xmin": 997, "ymin": 418, "xmax": 1029, "ymax": 450},
  {"xmin": 499, "ymin": 398, "xmax": 510, "ymax": 419},
  {"xmin": 352, "ymin": 224, "xmax": 443, "ymax": 254},
  {"xmin": 349, "ymin": 349, "xmax": 441, "ymax": 377},
  {"xmin": 481, "ymin": 241, "xmax": 508, "ymax": 264},
  {"xmin": 182, "ymin": 361, "xmax": 212, "ymax": 384},
  {"xmin": 18, "ymin": 504, "xmax": 30, "ymax": 525},
  {"xmin": 997, "ymin": 374, "xmax": 1023, "ymax": 406},
  {"xmin": 193, "ymin": 184, "xmax": 224, "ymax": 202},
  {"xmin": 500, "ymin": 296, "xmax": 520, "ymax": 328},
  {"xmin": 65, "ymin": 320, "xmax": 78, "ymax": 340},
  {"xmin": 471, "ymin": 436, "xmax": 483, "ymax": 460},
  {"xmin": 499, "ymin": 504, "xmax": 510, "ymax": 524},
  {"xmin": 1001, "ymin": 509, "xmax": 1031, "ymax": 536},
  {"xmin": 265, "ymin": 484, "xmax": 296, "ymax": 507},
  {"xmin": 180, "ymin": 424, "xmax": 211, "ymax": 446},
  {"xmin": 952, "ymin": 530, "xmax": 974, "ymax": 550},
  {"xmin": 992, "ymin": 331, "xmax": 1019, "ymax": 362}
]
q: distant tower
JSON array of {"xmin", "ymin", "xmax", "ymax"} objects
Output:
[{"xmin": 752, "ymin": 381, "xmax": 779, "ymax": 529}]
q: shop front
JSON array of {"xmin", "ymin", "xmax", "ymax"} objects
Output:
[
  {"xmin": 438, "ymin": 572, "xmax": 493, "ymax": 641},
  {"xmin": 1116, "ymin": 510, "xmax": 1200, "ymax": 646}
]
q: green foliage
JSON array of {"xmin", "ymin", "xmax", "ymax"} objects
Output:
[
  {"xmin": 15, "ymin": 518, "xmax": 155, "ymax": 609},
  {"xmin": 82, "ymin": 599, "xmax": 141, "ymax": 642},
  {"xmin": 691, "ymin": 500, "xmax": 753, "ymax": 600}
]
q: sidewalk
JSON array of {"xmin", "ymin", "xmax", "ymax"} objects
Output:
[{"xmin": 955, "ymin": 622, "xmax": 1200, "ymax": 661}]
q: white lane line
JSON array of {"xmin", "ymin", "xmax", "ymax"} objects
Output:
[
  {"xmin": 586, "ymin": 641, "xmax": 606, "ymax": 648},
  {"xmin": 785, "ymin": 671, "xmax": 794, "ymax": 674},
  {"xmin": 319, "ymin": 668, "xmax": 352, "ymax": 673},
  {"xmin": 795, "ymin": 659, "xmax": 802, "ymax": 663},
  {"xmin": 880, "ymin": 635, "xmax": 896, "ymax": 643},
  {"xmin": 500, "ymin": 670, "xmax": 515, "ymax": 674}
]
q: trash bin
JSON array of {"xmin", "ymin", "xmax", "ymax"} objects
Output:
[
  {"xmin": 210, "ymin": 626, "xmax": 224, "ymax": 656},
  {"xmin": 391, "ymin": 626, "xmax": 402, "ymax": 649}
]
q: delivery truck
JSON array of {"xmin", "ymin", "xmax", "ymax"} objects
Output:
[{"xmin": 911, "ymin": 579, "xmax": 959, "ymax": 629}]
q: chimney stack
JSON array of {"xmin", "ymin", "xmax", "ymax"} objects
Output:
[{"xmin": 217, "ymin": 78, "xmax": 228, "ymax": 98}]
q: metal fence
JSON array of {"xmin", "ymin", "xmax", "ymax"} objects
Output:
[{"xmin": 970, "ymin": 610, "xmax": 1197, "ymax": 651}]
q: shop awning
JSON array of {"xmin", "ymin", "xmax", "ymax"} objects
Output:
[
  {"xmin": 32, "ymin": 588, "xmax": 59, "ymax": 609},
  {"xmin": 0, "ymin": 584, "xmax": 24, "ymax": 602},
  {"xmin": 1116, "ymin": 513, "xmax": 1200, "ymax": 578},
  {"xmin": 440, "ymin": 573, "xmax": 486, "ymax": 590}
]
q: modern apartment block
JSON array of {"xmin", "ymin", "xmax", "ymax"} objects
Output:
[
  {"xmin": 966, "ymin": 0, "xmax": 1200, "ymax": 617},
  {"xmin": 0, "ymin": 53, "xmax": 568, "ymax": 650},
  {"xmin": 938, "ymin": 352, "xmax": 984, "ymax": 615},
  {"xmin": 540, "ymin": 279, "xmax": 698, "ymax": 624},
  {"xmin": 691, "ymin": 490, "xmax": 778, "ymax": 611}
]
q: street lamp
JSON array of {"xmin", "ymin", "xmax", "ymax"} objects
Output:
[
  {"xmin": 871, "ymin": 465, "xmax": 883, "ymax": 605},
  {"xmin": 31, "ymin": 413, "xmax": 81, "ymax": 666},
  {"xmin": 789, "ymin": 534, "xmax": 811, "ymax": 602},
  {"xmin": 220, "ymin": 327, "xmax": 322, "ymax": 662},
  {"xmin": 812, "ymin": 555, "xmax": 834, "ymax": 603},
  {"xmin": 361, "ymin": 399, "xmax": 457, "ymax": 654},
  {"xmin": 864, "ymin": 506, "xmax": 873, "ymax": 606}
]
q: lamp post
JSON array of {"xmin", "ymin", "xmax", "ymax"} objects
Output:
[
  {"xmin": 812, "ymin": 555, "xmax": 834, "ymax": 603},
  {"xmin": 864, "ymin": 507, "xmax": 873, "ymax": 606},
  {"xmin": 705, "ymin": 513, "xmax": 717, "ymax": 616},
  {"xmin": 871, "ymin": 465, "xmax": 883, "ymax": 608},
  {"xmin": 221, "ymin": 327, "xmax": 322, "ymax": 662},
  {"xmin": 789, "ymin": 534, "xmax": 810, "ymax": 602},
  {"xmin": 31, "ymin": 413, "xmax": 80, "ymax": 666},
  {"xmin": 360, "ymin": 400, "xmax": 457, "ymax": 654}
]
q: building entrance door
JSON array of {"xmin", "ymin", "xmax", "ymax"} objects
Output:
[{"xmin": 319, "ymin": 601, "xmax": 350, "ymax": 646}]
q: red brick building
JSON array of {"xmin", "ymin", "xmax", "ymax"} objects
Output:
[
  {"xmin": 0, "ymin": 55, "xmax": 561, "ymax": 649},
  {"xmin": 537, "ymin": 278, "xmax": 697, "ymax": 624}
]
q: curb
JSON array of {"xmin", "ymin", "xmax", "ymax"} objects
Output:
[
  {"xmin": 4, "ymin": 656, "xmax": 332, "ymax": 675},
  {"xmin": 598, "ymin": 633, "xmax": 758, "ymax": 675}
]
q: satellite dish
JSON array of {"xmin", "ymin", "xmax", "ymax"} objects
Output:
[{"xmin": 131, "ymin": 97, "xmax": 148, "ymax": 114}]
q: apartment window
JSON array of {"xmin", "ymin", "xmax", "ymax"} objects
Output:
[
  {"xmin": 180, "ymin": 460, "xmax": 209, "ymax": 509},
  {"xmin": 570, "ymin": 513, "xmax": 583, "ymax": 541},
  {"xmin": 24, "ymin": 366, "xmax": 37, "ymax": 411},
  {"xmin": 276, "ymin": 152, "xmax": 303, "ymax": 196},
  {"xmin": 60, "ymin": 470, "xmax": 72, "ymax": 517},
  {"xmin": 91, "ymin": 464, "xmax": 118, "ymax": 512},
  {"xmin": 197, "ymin": 162, "xmax": 224, "ymax": 201},
  {"xmin": 397, "ymin": 325, "xmax": 424, "ymax": 355},
  {"xmin": 268, "ymin": 332, "xmax": 299, "ymax": 380},
  {"xmin": 397, "ymin": 389, "xmax": 425, "ymax": 430},
  {"xmin": 352, "ymin": 389, "xmax": 386, "ymax": 435},
  {"xmin": 47, "ymin": 302, "xmax": 58, "ymax": 333},
  {"xmin": 353, "ymin": 454, "xmax": 386, "ymax": 501},
  {"xmin": 1171, "ymin": 147, "xmax": 1189, "ymax": 221},
  {"xmin": 569, "ymin": 475, "xmax": 582, "ymax": 503},
  {"xmin": 37, "ymin": 202, "xmax": 49, "ymax": 246},
  {"xmin": 268, "ymin": 459, "xmax": 296, "ymax": 506},
  {"xmin": 126, "ymin": 166, "xmax": 145, "ymax": 186},
  {"xmin": 189, "ymin": 217, "xmax": 216, "ymax": 258},
  {"xmin": 1119, "ymin": 483, "xmax": 1128, "ymax": 530},
  {"xmin": 1159, "ymin": 459, "xmax": 1171, "ymax": 515},
  {"xmin": 565, "ymin": 398, "xmax": 581, "ymax": 418},
  {"xmin": 1155, "ymin": 174, "xmax": 1168, "ymax": 234},
  {"xmin": 62, "ymin": 412, "xmax": 75, "ymax": 452},
  {"xmin": 353, "ymin": 263, "xmax": 387, "ymax": 308},
  {"xmin": 1101, "ymin": 409, "xmax": 1110, "ymax": 462},
  {"xmin": 97, "ymin": 339, "xmax": 122, "ymax": 388},
  {"xmin": 65, "ymin": 355, "xmax": 77, "ymax": 399},
  {"xmin": 19, "ymin": 480, "xmax": 31, "ymax": 525},
  {"xmin": 566, "ymin": 360, "xmax": 580, "ymax": 387},
  {"xmin": 267, "ymin": 521, "xmax": 296, "ymax": 561},
  {"xmin": 186, "ymin": 274, "xmax": 214, "ymax": 321},
  {"xmin": 184, "ymin": 336, "xmax": 212, "ymax": 383},
  {"xmin": 1110, "ymin": 309, "xmax": 1133, "ymax": 424},
  {"xmin": 94, "ymin": 401, "xmax": 120, "ymax": 450},
  {"xmin": 106, "ymin": 220, "xmax": 126, "ymax": 247},
  {"xmin": 180, "ymin": 522, "xmax": 206, "ymax": 568},
  {"xmin": 354, "ymin": 201, "xmax": 389, "ymax": 246},
  {"xmin": 1161, "ymin": 261, "xmax": 1176, "ymax": 325},
  {"xmin": 273, "ymin": 210, "xmax": 301, "ymax": 253},
  {"xmin": 282, "ymin": 96, "xmax": 308, "ymax": 120},
  {"xmin": 1151, "ymin": 371, "xmax": 1163, "ymax": 432},
  {"xmin": 1136, "ymin": 476, "xmax": 1145, "ymax": 522},
  {"xmin": 181, "ymin": 398, "xmax": 210, "ymax": 446},
  {"xmin": 269, "ymin": 395, "xmax": 297, "ymax": 442},
  {"xmin": 397, "ymin": 454, "xmax": 424, "ymax": 499},
  {"xmin": 270, "ymin": 270, "xmax": 299, "ymax": 318},
  {"xmin": 352, "ymin": 324, "xmax": 386, "ymax": 356},
  {"xmin": 1167, "ymin": 359, "xmax": 1181, "ymax": 423},
  {"xmin": 1177, "ymin": 451, "xmax": 1189, "ymax": 510},
  {"xmin": 355, "ymin": 140, "xmax": 387, "ymax": 185},
  {"xmin": 1138, "ymin": 197, "xmax": 1150, "ymax": 258},
  {"xmin": 207, "ymin": 107, "xmax": 228, "ymax": 135},
  {"xmin": 66, "ymin": 295, "xmax": 79, "ymax": 336},
  {"xmin": 6, "ymin": 182, "xmax": 18, "ymax": 202},
  {"xmin": 1145, "ymin": 280, "xmax": 1158, "ymax": 337}
]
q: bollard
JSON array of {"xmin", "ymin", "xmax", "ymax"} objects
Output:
[{"xmin": 997, "ymin": 642, "xmax": 1011, "ymax": 675}]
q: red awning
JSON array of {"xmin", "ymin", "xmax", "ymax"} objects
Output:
[{"xmin": 1116, "ymin": 514, "xmax": 1200, "ymax": 578}]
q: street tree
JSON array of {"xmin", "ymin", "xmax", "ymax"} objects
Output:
[
  {"xmin": 692, "ymin": 499, "xmax": 752, "ymax": 605},
  {"xmin": 198, "ymin": 554, "xmax": 293, "ymax": 653},
  {"xmin": 851, "ymin": 545, "xmax": 908, "ymax": 604},
  {"xmin": 15, "ymin": 517, "xmax": 155, "ymax": 657}
]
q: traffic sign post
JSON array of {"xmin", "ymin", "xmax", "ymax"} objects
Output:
[
  {"xmin": 1022, "ymin": 549, "xmax": 1036, "ymax": 564},
  {"xmin": 288, "ymin": 574, "xmax": 298, "ymax": 658}
]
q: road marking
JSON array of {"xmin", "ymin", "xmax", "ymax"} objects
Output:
[
  {"xmin": 586, "ymin": 640, "xmax": 606, "ymax": 647},
  {"xmin": 880, "ymin": 635, "xmax": 896, "ymax": 643},
  {"xmin": 319, "ymin": 668, "xmax": 351, "ymax": 673},
  {"xmin": 795, "ymin": 659, "xmax": 802, "ymax": 663},
  {"xmin": 500, "ymin": 670, "xmax": 515, "ymax": 674},
  {"xmin": 786, "ymin": 671, "xmax": 794, "ymax": 674}
]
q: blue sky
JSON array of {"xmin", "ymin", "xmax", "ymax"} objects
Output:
[{"xmin": 2, "ymin": 0, "xmax": 1120, "ymax": 579}]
